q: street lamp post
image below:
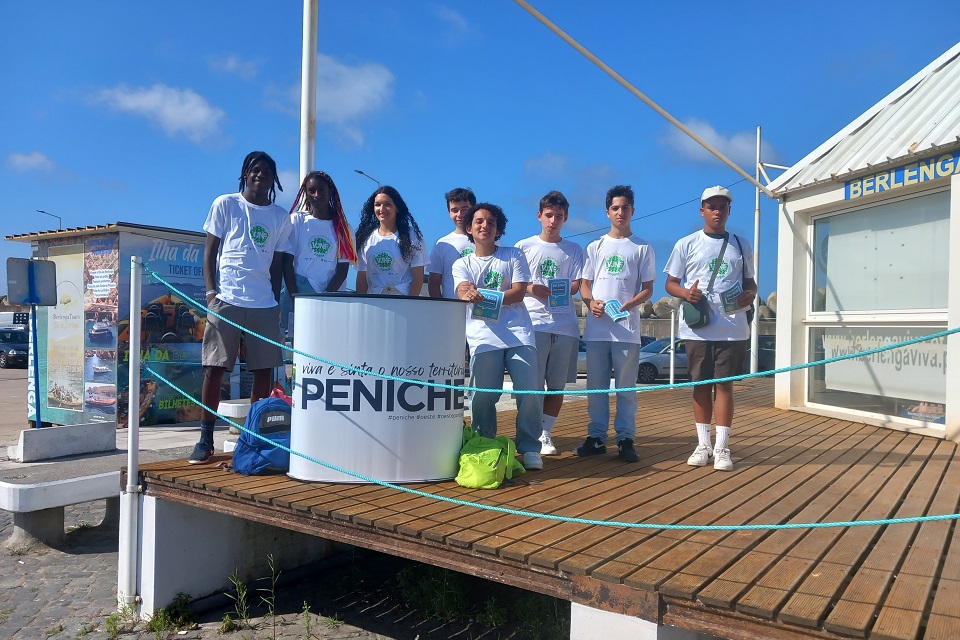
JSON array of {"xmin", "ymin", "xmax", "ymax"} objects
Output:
[
  {"xmin": 353, "ymin": 169, "xmax": 381, "ymax": 188},
  {"xmin": 35, "ymin": 209, "xmax": 62, "ymax": 231}
]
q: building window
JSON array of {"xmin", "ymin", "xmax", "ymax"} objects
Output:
[
  {"xmin": 812, "ymin": 190, "xmax": 949, "ymax": 313},
  {"xmin": 807, "ymin": 325, "xmax": 946, "ymax": 424}
]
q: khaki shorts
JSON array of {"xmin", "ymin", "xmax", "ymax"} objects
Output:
[
  {"xmin": 685, "ymin": 340, "xmax": 747, "ymax": 383},
  {"xmin": 534, "ymin": 332, "xmax": 578, "ymax": 390},
  {"xmin": 202, "ymin": 298, "xmax": 282, "ymax": 371}
]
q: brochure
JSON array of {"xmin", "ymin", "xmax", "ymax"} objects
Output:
[
  {"xmin": 548, "ymin": 278, "xmax": 570, "ymax": 308},
  {"xmin": 604, "ymin": 299, "xmax": 629, "ymax": 322},
  {"xmin": 720, "ymin": 282, "xmax": 747, "ymax": 314},
  {"xmin": 471, "ymin": 288, "xmax": 504, "ymax": 322}
]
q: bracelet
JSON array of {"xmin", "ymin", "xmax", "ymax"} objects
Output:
[{"xmin": 205, "ymin": 289, "xmax": 217, "ymax": 296}]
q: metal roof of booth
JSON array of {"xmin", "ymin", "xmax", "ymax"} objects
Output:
[
  {"xmin": 4, "ymin": 222, "xmax": 205, "ymax": 242},
  {"xmin": 768, "ymin": 41, "xmax": 960, "ymax": 195}
]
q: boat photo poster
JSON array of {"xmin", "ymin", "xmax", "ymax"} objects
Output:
[{"xmin": 117, "ymin": 232, "xmax": 207, "ymax": 426}]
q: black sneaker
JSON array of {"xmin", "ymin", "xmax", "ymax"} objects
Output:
[
  {"xmin": 188, "ymin": 441, "xmax": 214, "ymax": 465},
  {"xmin": 574, "ymin": 436, "xmax": 606, "ymax": 456},
  {"xmin": 617, "ymin": 439, "xmax": 639, "ymax": 463}
]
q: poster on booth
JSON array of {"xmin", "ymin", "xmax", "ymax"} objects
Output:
[
  {"xmin": 37, "ymin": 235, "xmax": 121, "ymax": 425},
  {"xmin": 117, "ymin": 234, "xmax": 207, "ymax": 425},
  {"xmin": 821, "ymin": 327, "xmax": 947, "ymax": 422}
]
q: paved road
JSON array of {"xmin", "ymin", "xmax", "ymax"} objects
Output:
[{"xmin": 0, "ymin": 367, "xmax": 407, "ymax": 639}]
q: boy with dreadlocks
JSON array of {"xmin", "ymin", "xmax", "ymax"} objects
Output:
[
  {"xmin": 192, "ymin": 151, "xmax": 294, "ymax": 464},
  {"xmin": 279, "ymin": 171, "xmax": 358, "ymax": 338}
]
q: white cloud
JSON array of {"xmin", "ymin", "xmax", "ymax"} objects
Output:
[
  {"xmin": 659, "ymin": 117, "xmax": 781, "ymax": 168},
  {"xmin": 209, "ymin": 54, "xmax": 260, "ymax": 80},
  {"xmin": 434, "ymin": 6, "xmax": 468, "ymax": 31},
  {"xmin": 92, "ymin": 84, "xmax": 225, "ymax": 143},
  {"xmin": 275, "ymin": 169, "xmax": 300, "ymax": 208},
  {"xmin": 524, "ymin": 152, "xmax": 571, "ymax": 177},
  {"xmin": 269, "ymin": 54, "xmax": 394, "ymax": 147},
  {"xmin": 6, "ymin": 151, "xmax": 54, "ymax": 172}
]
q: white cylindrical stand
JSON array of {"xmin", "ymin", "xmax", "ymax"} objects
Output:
[{"xmin": 289, "ymin": 294, "xmax": 467, "ymax": 483}]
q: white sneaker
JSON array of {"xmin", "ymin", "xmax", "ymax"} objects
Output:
[
  {"xmin": 714, "ymin": 448, "xmax": 733, "ymax": 471},
  {"xmin": 522, "ymin": 451, "xmax": 543, "ymax": 470},
  {"xmin": 686, "ymin": 444, "xmax": 713, "ymax": 467},
  {"xmin": 539, "ymin": 434, "xmax": 558, "ymax": 456}
]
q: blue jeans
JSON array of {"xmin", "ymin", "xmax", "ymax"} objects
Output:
[
  {"xmin": 585, "ymin": 341, "xmax": 640, "ymax": 443},
  {"xmin": 279, "ymin": 274, "xmax": 317, "ymax": 338},
  {"xmin": 469, "ymin": 345, "xmax": 541, "ymax": 455}
]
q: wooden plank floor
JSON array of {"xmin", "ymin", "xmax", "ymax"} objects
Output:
[{"xmin": 137, "ymin": 379, "xmax": 960, "ymax": 640}]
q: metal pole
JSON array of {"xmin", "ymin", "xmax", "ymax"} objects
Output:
[
  {"xmin": 29, "ymin": 304, "xmax": 41, "ymax": 428},
  {"xmin": 750, "ymin": 127, "xmax": 761, "ymax": 374},
  {"xmin": 118, "ymin": 256, "xmax": 143, "ymax": 609},
  {"xmin": 299, "ymin": 0, "xmax": 319, "ymax": 182},
  {"xmin": 26, "ymin": 261, "xmax": 42, "ymax": 428}
]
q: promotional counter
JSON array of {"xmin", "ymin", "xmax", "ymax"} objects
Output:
[{"xmin": 289, "ymin": 293, "xmax": 468, "ymax": 483}]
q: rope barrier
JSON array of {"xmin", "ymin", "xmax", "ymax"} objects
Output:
[
  {"xmin": 141, "ymin": 363, "xmax": 960, "ymax": 532},
  {"xmin": 138, "ymin": 263, "xmax": 958, "ymax": 531}
]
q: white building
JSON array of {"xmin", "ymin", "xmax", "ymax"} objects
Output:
[{"xmin": 769, "ymin": 42, "xmax": 960, "ymax": 440}]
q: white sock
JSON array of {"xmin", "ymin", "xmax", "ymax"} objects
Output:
[
  {"xmin": 696, "ymin": 423, "xmax": 712, "ymax": 448},
  {"xmin": 541, "ymin": 415, "xmax": 557, "ymax": 434},
  {"xmin": 715, "ymin": 426, "xmax": 730, "ymax": 451}
]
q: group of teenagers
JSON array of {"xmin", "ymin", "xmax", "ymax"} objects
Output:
[{"xmin": 191, "ymin": 150, "xmax": 757, "ymax": 475}]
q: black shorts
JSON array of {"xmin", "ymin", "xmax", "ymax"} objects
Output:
[{"xmin": 685, "ymin": 340, "xmax": 747, "ymax": 383}]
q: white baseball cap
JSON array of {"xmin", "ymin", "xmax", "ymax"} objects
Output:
[{"xmin": 701, "ymin": 185, "xmax": 733, "ymax": 203}]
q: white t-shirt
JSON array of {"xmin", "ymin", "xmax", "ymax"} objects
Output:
[
  {"xmin": 289, "ymin": 212, "xmax": 349, "ymax": 292},
  {"xmin": 582, "ymin": 234, "xmax": 656, "ymax": 343},
  {"xmin": 451, "ymin": 246, "xmax": 535, "ymax": 357},
  {"xmin": 664, "ymin": 231, "xmax": 755, "ymax": 342},
  {"xmin": 203, "ymin": 193, "xmax": 293, "ymax": 309},
  {"xmin": 429, "ymin": 231, "xmax": 475, "ymax": 299},
  {"xmin": 357, "ymin": 231, "xmax": 428, "ymax": 295},
  {"xmin": 515, "ymin": 235, "xmax": 585, "ymax": 338}
]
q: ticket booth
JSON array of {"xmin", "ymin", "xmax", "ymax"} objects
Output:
[
  {"xmin": 6, "ymin": 223, "xmax": 209, "ymax": 427},
  {"xmin": 768, "ymin": 43, "xmax": 960, "ymax": 439}
]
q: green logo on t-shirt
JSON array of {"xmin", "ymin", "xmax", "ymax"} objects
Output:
[
  {"xmin": 539, "ymin": 258, "xmax": 559, "ymax": 279},
  {"xmin": 374, "ymin": 252, "xmax": 393, "ymax": 270},
  {"xmin": 709, "ymin": 258, "xmax": 730, "ymax": 278},
  {"xmin": 460, "ymin": 247, "xmax": 475, "ymax": 258},
  {"xmin": 311, "ymin": 236, "xmax": 332, "ymax": 257},
  {"xmin": 482, "ymin": 271, "xmax": 503, "ymax": 289},
  {"xmin": 604, "ymin": 255, "xmax": 625, "ymax": 275},
  {"xmin": 250, "ymin": 225, "xmax": 269, "ymax": 249}
]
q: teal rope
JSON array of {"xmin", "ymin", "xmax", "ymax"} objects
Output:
[
  {"xmin": 140, "ymin": 263, "xmax": 959, "ymax": 395},
  {"xmin": 142, "ymin": 364, "xmax": 960, "ymax": 531}
]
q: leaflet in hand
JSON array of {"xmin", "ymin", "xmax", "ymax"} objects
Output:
[
  {"xmin": 471, "ymin": 288, "xmax": 504, "ymax": 322},
  {"xmin": 720, "ymin": 282, "xmax": 747, "ymax": 313},
  {"xmin": 548, "ymin": 278, "xmax": 570, "ymax": 308},
  {"xmin": 604, "ymin": 299, "xmax": 629, "ymax": 322}
]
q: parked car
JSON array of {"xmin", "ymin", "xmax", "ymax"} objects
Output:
[
  {"xmin": 636, "ymin": 337, "xmax": 687, "ymax": 383},
  {"xmin": 576, "ymin": 336, "xmax": 656, "ymax": 375},
  {"xmin": 0, "ymin": 327, "xmax": 29, "ymax": 368}
]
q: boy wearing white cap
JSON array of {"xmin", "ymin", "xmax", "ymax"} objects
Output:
[{"xmin": 664, "ymin": 186, "xmax": 757, "ymax": 471}]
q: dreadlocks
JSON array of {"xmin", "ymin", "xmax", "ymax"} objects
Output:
[
  {"xmin": 289, "ymin": 171, "xmax": 358, "ymax": 264},
  {"xmin": 238, "ymin": 151, "xmax": 283, "ymax": 203}
]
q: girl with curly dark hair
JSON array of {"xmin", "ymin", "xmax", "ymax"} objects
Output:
[{"xmin": 355, "ymin": 186, "xmax": 427, "ymax": 295}]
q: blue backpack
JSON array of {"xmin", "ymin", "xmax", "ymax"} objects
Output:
[{"xmin": 231, "ymin": 397, "xmax": 292, "ymax": 475}]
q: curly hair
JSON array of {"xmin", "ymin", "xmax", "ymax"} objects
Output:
[
  {"xmin": 355, "ymin": 186, "xmax": 424, "ymax": 263},
  {"xmin": 464, "ymin": 202, "xmax": 508, "ymax": 243}
]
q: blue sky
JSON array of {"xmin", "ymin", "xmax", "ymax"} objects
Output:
[{"xmin": 2, "ymin": 2, "xmax": 957, "ymax": 302}]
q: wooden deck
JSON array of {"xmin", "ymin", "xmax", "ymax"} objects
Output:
[{"xmin": 136, "ymin": 378, "xmax": 960, "ymax": 640}]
